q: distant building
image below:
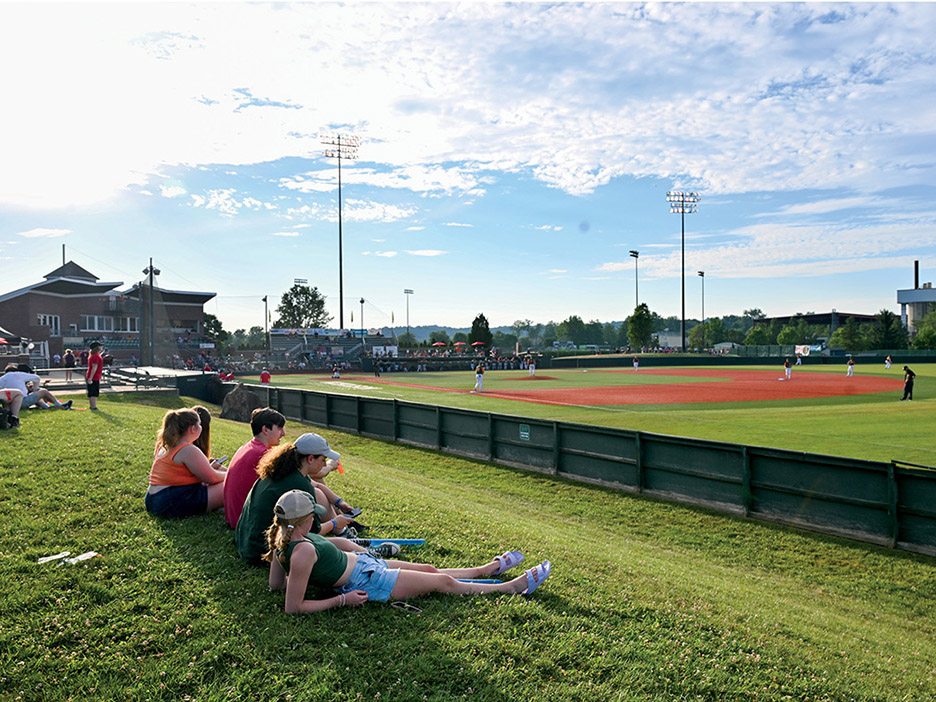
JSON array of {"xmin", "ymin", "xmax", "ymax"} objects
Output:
[
  {"xmin": 0, "ymin": 260, "xmax": 215, "ymax": 367},
  {"xmin": 897, "ymin": 261, "xmax": 936, "ymax": 334}
]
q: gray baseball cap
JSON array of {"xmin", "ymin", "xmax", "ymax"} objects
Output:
[
  {"xmin": 294, "ymin": 432, "xmax": 341, "ymax": 461},
  {"xmin": 274, "ymin": 489, "xmax": 326, "ymax": 519}
]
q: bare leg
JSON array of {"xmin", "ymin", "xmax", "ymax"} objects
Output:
[
  {"xmin": 329, "ymin": 537, "xmax": 366, "ymax": 553},
  {"xmin": 383, "ymin": 558, "xmax": 501, "ymax": 579},
  {"xmin": 389, "ymin": 570, "xmax": 527, "ymax": 599},
  {"xmin": 206, "ymin": 482, "xmax": 225, "ymax": 511}
]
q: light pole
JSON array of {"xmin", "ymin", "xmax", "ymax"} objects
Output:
[
  {"xmin": 404, "ymin": 289, "xmax": 414, "ymax": 339},
  {"xmin": 697, "ymin": 271, "xmax": 705, "ymax": 351},
  {"xmin": 142, "ymin": 258, "xmax": 160, "ymax": 366},
  {"xmin": 629, "ymin": 250, "xmax": 639, "ymax": 310},
  {"xmin": 262, "ymin": 295, "xmax": 269, "ymax": 367},
  {"xmin": 666, "ymin": 190, "xmax": 700, "ymax": 352},
  {"xmin": 359, "ymin": 297, "xmax": 365, "ymax": 341},
  {"xmin": 322, "ymin": 133, "xmax": 361, "ymax": 330}
]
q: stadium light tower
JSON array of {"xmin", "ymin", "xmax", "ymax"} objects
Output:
[
  {"xmin": 666, "ymin": 190, "xmax": 701, "ymax": 352},
  {"xmin": 629, "ymin": 250, "xmax": 639, "ymax": 310},
  {"xmin": 321, "ymin": 133, "xmax": 361, "ymax": 329},
  {"xmin": 404, "ymin": 289, "xmax": 414, "ymax": 338},
  {"xmin": 698, "ymin": 271, "xmax": 705, "ymax": 350}
]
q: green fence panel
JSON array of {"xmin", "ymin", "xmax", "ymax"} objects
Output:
[
  {"xmin": 439, "ymin": 409, "xmax": 490, "ymax": 457},
  {"xmin": 397, "ymin": 402, "xmax": 442, "ymax": 447},
  {"xmin": 492, "ymin": 416, "xmax": 555, "ymax": 471},
  {"xmin": 749, "ymin": 452, "xmax": 891, "ymax": 538},
  {"xmin": 325, "ymin": 395, "xmax": 359, "ymax": 433},
  {"xmin": 642, "ymin": 435, "xmax": 744, "ymax": 506},
  {"xmin": 895, "ymin": 467, "xmax": 936, "ymax": 549},
  {"xmin": 279, "ymin": 388, "xmax": 304, "ymax": 421},
  {"xmin": 557, "ymin": 425, "xmax": 638, "ymax": 486},
  {"xmin": 360, "ymin": 398, "xmax": 395, "ymax": 439}
]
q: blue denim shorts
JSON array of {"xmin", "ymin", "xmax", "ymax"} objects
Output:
[
  {"xmin": 145, "ymin": 484, "xmax": 207, "ymax": 518},
  {"xmin": 337, "ymin": 552, "xmax": 400, "ymax": 602}
]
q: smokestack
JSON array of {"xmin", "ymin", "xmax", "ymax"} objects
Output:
[{"xmin": 915, "ymin": 260, "xmax": 920, "ymax": 289}]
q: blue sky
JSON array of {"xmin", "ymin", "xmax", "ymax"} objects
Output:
[{"xmin": 2, "ymin": 2, "xmax": 936, "ymax": 333}]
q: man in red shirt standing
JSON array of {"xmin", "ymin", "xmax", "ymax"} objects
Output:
[
  {"xmin": 259, "ymin": 369, "xmax": 271, "ymax": 385},
  {"xmin": 86, "ymin": 342, "xmax": 104, "ymax": 410},
  {"xmin": 223, "ymin": 407, "xmax": 286, "ymax": 528}
]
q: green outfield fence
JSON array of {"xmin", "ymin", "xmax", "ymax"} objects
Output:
[{"xmin": 177, "ymin": 376, "xmax": 936, "ymax": 557}]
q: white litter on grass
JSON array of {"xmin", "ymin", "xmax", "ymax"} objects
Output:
[
  {"xmin": 38, "ymin": 551, "xmax": 71, "ymax": 564},
  {"xmin": 63, "ymin": 551, "xmax": 99, "ymax": 564}
]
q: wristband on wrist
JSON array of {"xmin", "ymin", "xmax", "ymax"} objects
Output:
[
  {"xmin": 334, "ymin": 497, "xmax": 344, "ymax": 506},
  {"xmin": 340, "ymin": 593, "xmax": 346, "ymax": 606},
  {"xmin": 330, "ymin": 519, "xmax": 337, "ymax": 532}
]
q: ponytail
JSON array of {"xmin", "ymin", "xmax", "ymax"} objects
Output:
[
  {"xmin": 155, "ymin": 408, "xmax": 200, "ymax": 452},
  {"xmin": 262, "ymin": 514, "xmax": 312, "ymax": 563}
]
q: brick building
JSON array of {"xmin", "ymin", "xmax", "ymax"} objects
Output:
[{"xmin": 0, "ymin": 260, "xmax": 215, "ymax": 367}]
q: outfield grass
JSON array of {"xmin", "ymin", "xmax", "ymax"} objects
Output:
[
  {"xmin": 241, "ymin": 364, "xmax": 936, "ymax": 466},
  {"xmin": 2, "ymin": 394, "xmax": 936, "ymax": 700}
]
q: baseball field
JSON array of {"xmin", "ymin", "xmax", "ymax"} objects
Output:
[{"xmin": 241, "ymin": 362, "xmax": 936, "ymax": 467}]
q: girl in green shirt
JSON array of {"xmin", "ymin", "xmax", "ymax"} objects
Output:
[{"xmin": 265, "ymin": 490, "xmax": 551, "ymax": 614}]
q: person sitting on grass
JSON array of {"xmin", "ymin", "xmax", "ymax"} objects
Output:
[
  {"xmin": 235, "ymin": 433, "xmax": 362, "ymax": 565},
  {"xmin": 265, "ymin": 490, "xmax": 551, "ymax": 613},
  {"xmin": 145, "ymin": 408, "xmax": 228, "ymax": 518},
  {"xmin": 0, "ymin": 365, "xmax": 72, "ymax": 410},
  {"xmin": 191, "ymin": 405, "xmax": 228, "ymax": 470},
  {"xmin": 1, "ymin": 387, "xmax": 23, "ymax": 428},
  {"xmin": 223, "ymin": 407, "xmax": 287, "ymax": 529}
]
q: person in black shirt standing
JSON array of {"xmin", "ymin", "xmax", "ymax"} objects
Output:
[{"xmin": 900, "ymin": 366, "xmax": 916, "ymax": 401}]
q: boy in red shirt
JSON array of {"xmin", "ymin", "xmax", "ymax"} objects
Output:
[{"xmin": 86, "ymin": 342, "xmax": 104, "ymax": 410}]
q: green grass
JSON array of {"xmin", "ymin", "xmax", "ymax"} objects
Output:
[
  {"xmin": 242, "ymin": 364, "xmax": 936, "ymax": 466},
  {"xmin": 2, "ymin": 395, "xmax": 936, "ymax": 700}
]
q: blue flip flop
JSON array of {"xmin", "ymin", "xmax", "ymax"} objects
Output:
[
  {"xmin": 522, "ymin": 561, "xmax": 551, "ymax": 596},
  {"xmin": 492, "ymin": 550, "xmax": 525, "ymax": 575}
]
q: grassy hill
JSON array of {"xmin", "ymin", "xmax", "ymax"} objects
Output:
[{"xmin": 2, "ymin": 394, "xmax": 935, "ymax": 700}]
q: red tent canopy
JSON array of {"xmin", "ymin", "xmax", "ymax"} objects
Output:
[
  {"xmin": 431, "ymin": 341, "xmax": 446, "ymax": 346},
  {"xmin": 471, "ymin": 341, "xmax": 485, "ymax": 346},
  {"xmin": 453, "ymin": 341, "xmax": 466, "ymax": 346}
]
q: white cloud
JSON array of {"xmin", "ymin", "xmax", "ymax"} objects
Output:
[
  {"xmin": 534, "ymin": 225, "xmax": 563, "ymax": 231},
  {"xmin": 442, "ymin": 222, "xmax": 472, "ymax": 228},
  {"xmin": 2, "ymin": 2, "xmax": 936, "ymax": 211},
  {"xmin": 406, "ymin": 249, "xmax": 446, "ymax": 256},
  {"xmin": 17, "ymin": 227, "xmax": 71, "ymax": 239},
  {"xmin": 272, "ymin": 231, "xmax": 300, "ymax": 237},
  {"xmin": 376, "ymin": 251, "xmax": 398, "ymax": 258},
  {"xmin": 543, "ymin": 269, "xmax": 567, "ymax": 275},
  {"xmin": 160, "ymin": 184, "xmax": 186, "ymax": 198},
  {"xmin": 405, "ymin": 226, "xmax": 425, "ymax": 231}
]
